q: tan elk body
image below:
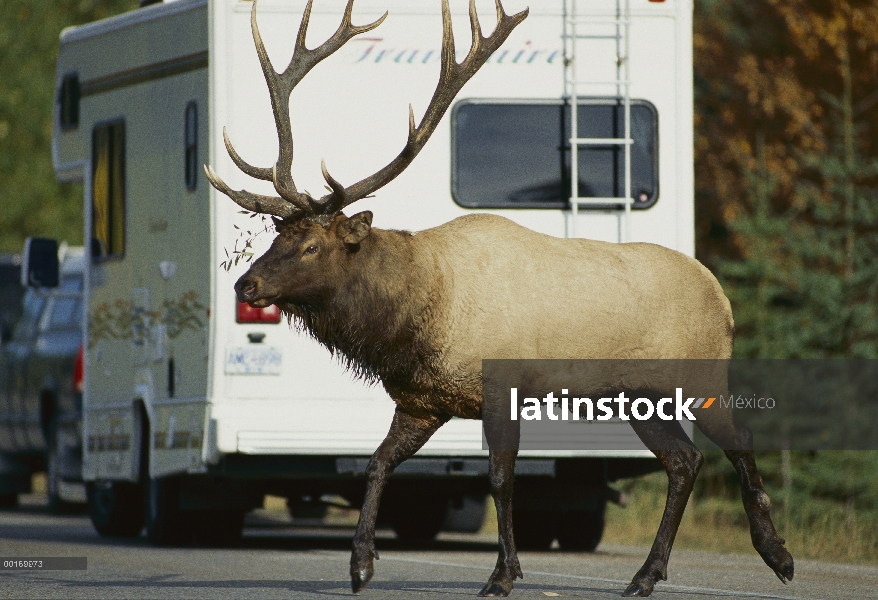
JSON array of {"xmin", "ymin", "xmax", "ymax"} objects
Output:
[
  {"xmin": 339, "ymin": 213, "xmax": 735, "ymax": 418},
  {"xmin": 206, "ymin": 0, "xmax": 794, "ymax": 596}
]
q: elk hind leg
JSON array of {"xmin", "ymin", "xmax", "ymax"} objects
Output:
[
  {"xmin": 624, "ymin": 420, "xmax": 703, "ymax": 597},
  {"xmin": 350, "ymin": 407, "xmax": 447, "ymax": 593},
  {"xmin": 695, "ymin": 409, "xmax": 794, "ymax": 583},
  {"xmin": 479, "ymin": 449, "xmax": 523, "ymax": 597}
]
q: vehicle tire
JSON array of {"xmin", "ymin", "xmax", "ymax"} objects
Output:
[
  {"xmin": 86, "ymin": 480, "xmax": 145, "ymax": 537},
  {"xmin": 194, "ymin": 508, "xmax": 246, "ymax": 547},
  {"xmin": 555, "ymin": 505, "xmax": 606, "ymax": 552},
  {"xmin": 46, "ymin": 419, "xmax": 79, "ymax": 515},
  {"xmin": 512, "ymin": 508, "xmax": 557, "ymax": 551},
  {"xmin": 388, "ymin": 494, "xmax": 447, "ymax": 543},
  {"xmin": 0, "ymin": 492, "xmax": 18, "ymax": 509},
  {"xmin": 443, "ymin": 494, "xmax": 488, "ymax": 533},
  {"xmin": 145, "ymin": 476, "xmax": 194, "ymax": 546}
]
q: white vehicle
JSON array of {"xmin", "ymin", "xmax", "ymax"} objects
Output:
[{"xmin": 52, "ymin": 0, "xmax": 693, "ymax": 547}]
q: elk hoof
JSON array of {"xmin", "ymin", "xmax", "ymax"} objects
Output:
[
  {"xmin": 622, "ymin": 580, "xmax": 654, "ymax": 597},
  {"xmin": 755, "ymin": 536, "xmax": 794, "ymax": 584},
  {"xmin": 771, "ymin": 552, "xmax": 795, "ymax": 584},
  {"xmin": 478, "ymin": 582, "xmax": 512, "ymax": 597},
  {"xmin": 350, "ymin": 566, "xmax": 373, "ymax": 593}
]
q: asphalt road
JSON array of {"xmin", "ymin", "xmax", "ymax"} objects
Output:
[{"xmin": 0, "ymin": 495, "xmax": 874, "ymax": 600}]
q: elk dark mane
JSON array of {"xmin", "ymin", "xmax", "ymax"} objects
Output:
[{"xmin": 279, "ymin": 229, "xmax": 444, "ymax": 388}]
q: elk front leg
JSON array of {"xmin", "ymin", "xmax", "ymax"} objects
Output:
[
  {"xmin": 350, "ymin": 407, "xmax": 447, "ymax": 593},
  {"xmin": 479, "ymin": 449, "xmax": 523, "ymax": 597},
  {"xmin": 624, "ymin": 420, "xmax": 703, "ymax": 597}
]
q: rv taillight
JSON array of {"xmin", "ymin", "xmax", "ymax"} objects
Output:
[
  {"xmin": 74, "ymin": 343, "xmax": 84, "ymax": 393},
  {"xmin": 237, "ymin": 302, "xmax": 281, "ymax": 324}
]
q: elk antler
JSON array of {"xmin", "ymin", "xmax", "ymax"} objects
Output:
[
  {"xmin": 205, "ymin": 0, "xmax": 386, "ymax": 220},
  {"xmin": 332, "ymin": 0, "xmax": 529, "ymax": 213},
  {"xmin": 205, "ymin": 0, "xmax": 528, "ymax": 222}
]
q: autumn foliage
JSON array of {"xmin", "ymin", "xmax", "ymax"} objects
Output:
[{"xmin": 694, "ymin": 0, "xmax": 878, "ymax": 357}]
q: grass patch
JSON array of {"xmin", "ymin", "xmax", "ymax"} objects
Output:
[
  {"xmin": 481, "ymin": 451, "xmax": 878, "ymax": 565},
  {"xmin": 604, "ymin": 468, "xmax": 878, "ymax": 564}
]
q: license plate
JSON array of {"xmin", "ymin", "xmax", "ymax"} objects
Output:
[{"xmin": 225, "ymin": 346, "xmax": 282, "ymax": 375}]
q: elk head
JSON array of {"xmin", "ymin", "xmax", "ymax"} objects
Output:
[
  {"xmin": 205, "ymin": 0, "xmax": 528, "ymax": 307},
  {"xmin": 233, "ymin": 211, "xmax": 373, "ymax": 308}
]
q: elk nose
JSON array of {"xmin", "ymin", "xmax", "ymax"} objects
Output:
[{"xmin": 235, "ymin": 275, "xmax": 260, "ymax": 302}]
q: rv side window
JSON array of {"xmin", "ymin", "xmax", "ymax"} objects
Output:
[
  {"xmin": 185, "ymin": 102, "xmax": 197, "ymax": 191},
  {"xmin": 92, "ymin": 121, "xmax": 126, "ymax": 259},
  {"xmin": 59, "ymin": 73, "xmax": 80, "ymax": 130},
  {"xmin": 451, "ymin": 99, "xmax": 658, "ymax": 209}
]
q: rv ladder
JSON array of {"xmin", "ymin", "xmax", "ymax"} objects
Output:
[{"xmin": 562, "ymin": 0, "xmax": 633, "ymax": 242}]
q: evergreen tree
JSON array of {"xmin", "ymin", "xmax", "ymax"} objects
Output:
[{"xmin": 693, "ymin": 1, "xmax": 878, "ymax": 536}]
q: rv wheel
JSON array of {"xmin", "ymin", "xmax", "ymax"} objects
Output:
[
  {"xmin": 387, "ymin": 493, "xmax": 447, "ymax": 543},
  {"xmin": 555, "ymin": 505, "xmax": 606, "ymax": 552},
  {"xmin": 145, "ymin": 476, "xmax": 194, "ymax": 546},
  {"xmin": 0, "ymin": 493, "xmax": 18, "ymax": 509},
  {"xmin": 512, "ymin": 508, "xmax": 558, "ymax": 550},
  {"xmin": 86, "ymin": 480, "xmax": 145, "ymax": 537}
]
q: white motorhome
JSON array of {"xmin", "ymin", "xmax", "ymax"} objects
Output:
[{"xmin": 53, "ymin": 0, "xmax": 693, "ymax": 547}]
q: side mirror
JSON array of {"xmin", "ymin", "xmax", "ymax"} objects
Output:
[{"xmin": 21, "ymin": 237, "xmax": 59, "ymax": 288}]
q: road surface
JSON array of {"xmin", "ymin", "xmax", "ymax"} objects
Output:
[{"xmin": 0, "ymin": 494, "xmax": 874, "ymax": 599}]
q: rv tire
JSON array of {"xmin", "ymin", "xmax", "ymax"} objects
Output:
[
  {"xmin": 555, "ymin": 504, "xmax": 606, "ymax": 552},
  {"xmin": 512, "ymin": 508, "xmax": 558, "ymax": 550},
  {"xmin": 145, "ymin": 475, "xmax": 194, "ymax": 546},
  {"xmin": 388, "ymin": 492, "xmax": 446, "ymax": 542},
  {"xmin": 86, "ymin": 480, "xmax": 145, "ymax": 537}
]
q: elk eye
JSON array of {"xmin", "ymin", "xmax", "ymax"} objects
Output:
[{"xmin": 304, "ymin": 245, "xmax": 318, "ymax": 255}]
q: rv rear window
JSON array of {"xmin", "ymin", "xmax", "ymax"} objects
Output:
[
  {"xmin": 451, "ymin": 99, "xmax": 658, "ymax": 209},
  {"xmin": 92, "ymin": 121, "xmax": 126, "ymax": 260},
  {"xmin": 185, "ymin": 102, "xmax": 198, "ymax": 191}
]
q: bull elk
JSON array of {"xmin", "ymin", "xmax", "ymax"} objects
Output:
[{"xmin": 205, "ymin": 0, "xmax": 795, "ymax": 596}]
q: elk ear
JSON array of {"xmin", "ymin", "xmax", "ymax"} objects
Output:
[{"xmin": 338, "ymin": 211, "xmax": 373, "ymax": 246}]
